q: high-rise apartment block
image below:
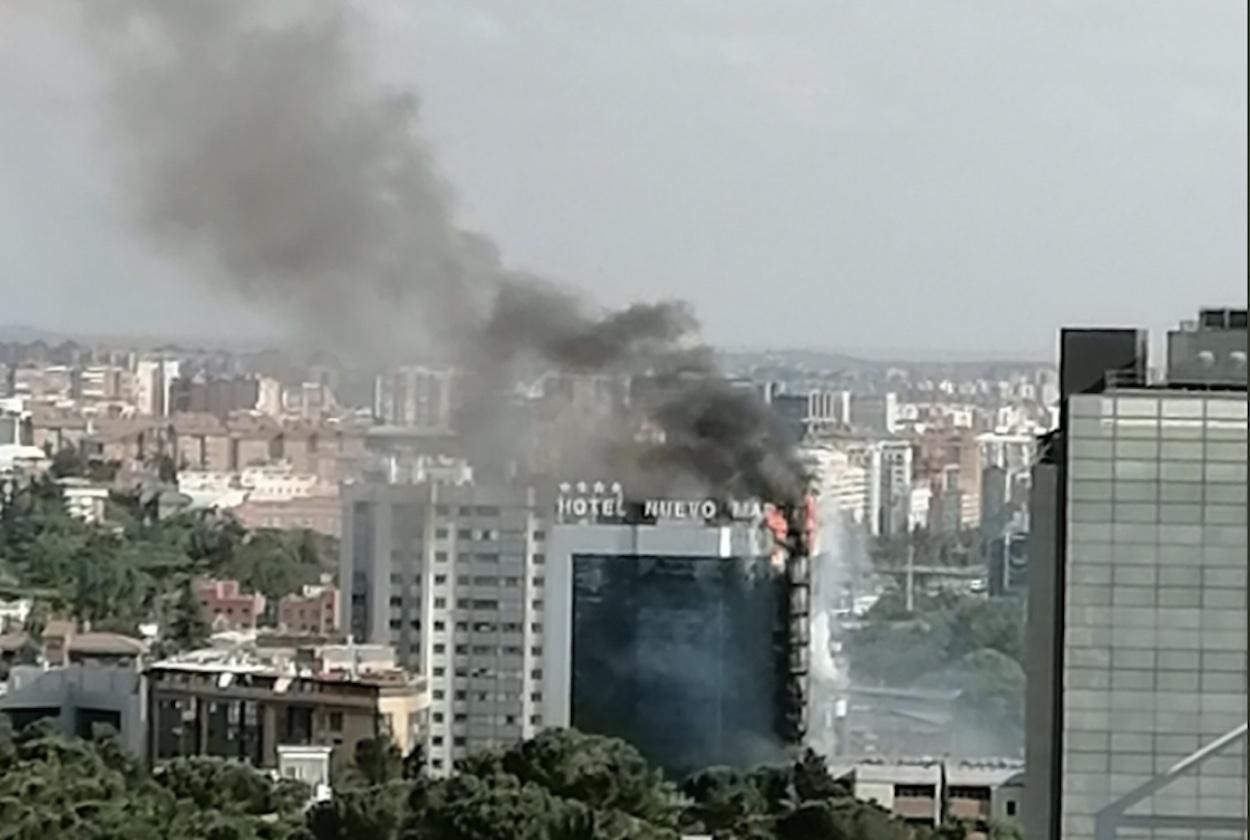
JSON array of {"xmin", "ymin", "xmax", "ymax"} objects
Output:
[
  {"xmin": 373, "ymin": 366, "xmax": 456, "ymax": 432},
  {"xmin": 339, "ymin": 482, "xmax": 548, "ymax": 774},
  {"xmin": 1026, "ymin": 309, "xmax": 1247, "ymax": 840}
]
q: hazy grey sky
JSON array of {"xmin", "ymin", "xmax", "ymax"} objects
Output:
[{"xmin": 1, "ymin": 0, "xmax": 1245, "ymax": 358}]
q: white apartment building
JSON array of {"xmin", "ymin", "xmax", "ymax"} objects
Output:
[
  {"xmin": 801, "ymin": 445, "xmax": 872, "ymax": 528},
  {"xmin": 801, "ymin": 439, "xmax": 914, "ymax": 536},
  {"xmin": 807, "ymin": 389, "xmax": 851, "ymax": 428},
  {"xmin": 134, "ymin": 358, "xmax": 181, "ymax": 417},
  {"xmin": 339, "ymin": 481, "xmax": 548, "ymax": 775},
  {"xmin": 373, "ymin": 366, "xmax": 456, "ymax": 431}
]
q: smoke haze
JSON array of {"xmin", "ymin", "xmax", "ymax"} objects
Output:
[{"xmin": 83, "ymin": 0, "xmax": 803, "ymax": 501}]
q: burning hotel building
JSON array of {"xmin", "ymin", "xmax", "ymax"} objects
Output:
[{"xmin": 341, "ymin": 479, "xmax": 817, "ymax": 775}]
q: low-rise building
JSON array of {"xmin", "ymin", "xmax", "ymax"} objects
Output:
[
  {"xmin": 196, "ymin": 579, "xmax": 266, "ymax": 630},
  {"xmin": 946, "ymin": 760, "xmax": 1026, "ymax": 835},
  {"xmin": 830, "ymin": 757, "xmax": 1025, "ymax": 834},
  {"xmin": 837, "ymin": 759, "xmax": 944, "ymax": 827},
  {"xmin": 278, "ymin": 583, "xmax": 340, "ymax": 637},
  {"xmin": 146, "ymin": 645, "xmax": 426, "ymax": 781},
  {"xmin": 0, "ymin": 627, "xmax": 148, "ymax": 757}
]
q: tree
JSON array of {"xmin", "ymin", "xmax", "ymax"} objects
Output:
[
  {"xmin": 351, "ymin": 736, "xmax": 403, "ymax": 787},
  {"xmin": 306, "ymin": 784, "xmax": 406, "ymax": 840},
  {"xmin": 163, "ymin": 576, "xmax": 210, "ymax": 653},
  {"xmin": 49, "ymin": 445, "xmax": 86, "ymax": 479},
  {"xmin": 0, "ymin": 723, "xmax": 307, "ymax": 840}
]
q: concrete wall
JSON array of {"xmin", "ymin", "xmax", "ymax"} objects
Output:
[
  {"xmin": 1024, "ymin": 452, "xmax": 1060, "ymax": 840},
  {"xmin": 0, "ymin": 665, "xmax": 146, "ymax": 757}
]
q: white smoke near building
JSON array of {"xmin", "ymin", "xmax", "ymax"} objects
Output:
[{"xmin": 805, "ymin": 493, "xmax": 873, "ymax": 755}]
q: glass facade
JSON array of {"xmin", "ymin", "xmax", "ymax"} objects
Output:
[
  {"xmin": 1062, "ymin": 391, "xmax": 1247, "ymax": 839},
  {"xmin": 570, "ymin": 553, "xmax": 784, "ymax": 776}
]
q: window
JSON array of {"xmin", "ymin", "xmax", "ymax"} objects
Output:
[
  {"xmin": 328, "ymin": 712, "xmax": 343, "ymax": 732},
  {"xmin": 432, "ymin": 759, "xmax": 443, "ymax": 769},
  {"xmin": 457, "ymin": 529, "xmax": 472, "ymax": 540},
  {"xmin": 432, "ymin": 735, "xmax": 444, "ymax": 746},
  {"xmin": 435, "ymin": 551, "xmax": 448, "ymax": 562},
  {"xmin": 453, "ymin": 736, "xmax": 467, "ymax": 747},
  {"xmin": 433, "ymin": 713, "xmax": 444, "ymax": 722},
  {"xmin": 433, "ymin": 690, "xmax": 445, "ymax": 700},
  {"xmin": 434, "ymin": 620, "xmax": 445, "ymax": 631},
  {"xmin": 533, "ymin": 530, "xmax": 546, "ymax": 541},
  {"xmin": 454, "ymin": 690, "xmax": 467, "ymax": 701},
  {"xmin": 454, "ymin": 713, "xmax": 467, "ymax": 723},
  {"xmin": 1006, "ymin": 801, "xmax": 1017, "ymax": 817},
  {"xmin": 530, "ymin": 714, "xmax": 542, "ymax": 725},
  {"xmin": 434, "ymin": 597, "xmax": 446, "ymax": 608},
  {"xmin": 435, "ymin": 528, "xmax": 449, "ymax": 539},
  {"xmin": 434, "ymin": 574, "xmax": 447, "ymax": 585},
  {"xmin": 433, "ymin": 667, "xmax": 445, "ymax": 677},
  {"xmin": 532, "ymin": 553, "xmax": 545, "ymax": 564},
  {"xmin": 531, "ymin": 669, "xmax": 543, "ymax": 679},
  {"xmin": 388, "ymin": 596, "xmax": 403, "ymax": 606},
  {"xmin": 433, "ymin": 643, "xmax": 446, "ymax": 654}
]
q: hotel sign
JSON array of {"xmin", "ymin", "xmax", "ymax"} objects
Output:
[{"xmin": 555, "ymin": 481, "xmax": 765, "ymax": 524}]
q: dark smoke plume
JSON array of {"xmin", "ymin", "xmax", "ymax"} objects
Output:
[{"xmin": 85, "ymin": 0, "xmax": 804, "ymax": 502}]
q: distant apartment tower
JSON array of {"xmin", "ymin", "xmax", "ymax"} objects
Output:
[
  {"xmin": 848, "ymin": 392, "xmax": 899, "ymax": 434},
  {"xmin": 808, "ymin": 389, "xmax": 851, "ymax": 429},
  {"xmin": 373, "ymin": 367, "xmax": 455, "ymax": 431},
  {"xmin": 135, "ymin": 358, "xmax": 181, "ymax": 416},
  {"xmin": 169, "ymin": 376, "xmax": 261, "ymax": 418},
  {"xmin": 339, "ymin": 481, "xmax": 548, "ymax": 775},
  {"xmin": 1025, "ymin": 310, "xmax": 1247, "ymax": 840}
]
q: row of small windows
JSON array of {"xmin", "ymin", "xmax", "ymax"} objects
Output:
[
  {"xmin": 1066, "ymin": 585, "xmax": 1245, "ymax": 609},
  {"xmin": 1068, "ymin": 523, "xmax": 1246, "ymax": 547},
  {"xmin": 1070, "ymin": 395, "xmax": 1248, "ymax": 420},
  {"xmin": 430, "ymin": 666, "xmax": 543, "ymax": 680},
  {"xmin": 432, "ymin": 689, "xmax": 544, "ymax": 701},
  {"xmin": 387, "ymin": 552, "xmax": 545, "ymax": 568},
  {"xmin": 1071, "ymin": 480, "xmax": 1246, "ymax": 504},
  {"xmin": 1070, "ymin": 460, "xmax": 1247, "ymax": 482},
  {"xmin": 1071, "ymin": 502, "xmax": 1245, "ymax": 526},
  {"xmin": 1070, "ymin": 440, "xmax": 1246, "ymax": 461},
  {"xmin": 432, "ymin": 644, "xmax": 539, "ymax": 656},
  {"xmin": 1068, "ymin": 566, "xmax": 1245, "ymax": 589}
]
